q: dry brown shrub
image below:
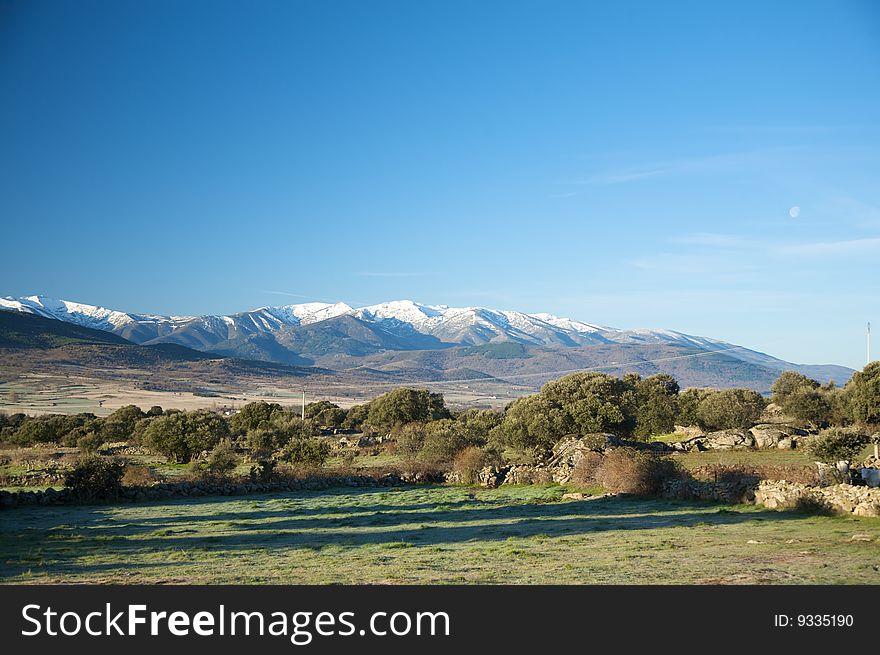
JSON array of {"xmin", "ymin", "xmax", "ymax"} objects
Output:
[
  {"xmin": 570, "ymin": 451, "xmax": 606, "ymax": 487},
  {"xmin": 453, "ymin": 446, "xmax": 487, "ymax": 484},
  {"xmin": 121, "ymin": 464, "xmax": 162, "ymax": 486},
  {"xmin": 595, "ymin": 448, "xmax": 684, "ymax": 495}
]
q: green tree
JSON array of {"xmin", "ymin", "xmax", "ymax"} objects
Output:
[
  {"xmin": 204, "ymin": 439, "xmax": 239, "ymax": 478},
  {"xmin": 633, "ymin": 374, "xmax": 680, "ymax": 438},
  {"xmin": 229, "ymin": 401, "xmax": 284, "ymax": 434},
  {"xmin": 281, "ymin": 437, "xmax": 330, "ymax": 468},
  {"xmin": 803, "ymin": 428, "xmax": 869, "ymax": 463},
  {"xmin": 491, "ymin": 372, "xmax": 637, "ymax": 454},
  {"xmin": 848, "ymin": 361, "xmax": 880, "ymax": 429},
  {"xmin": 246, "ymin": 426, "xmax": 290, "ymax": 459},
  {"xmin": 342, "ymin": 403, "xmax": 370, "ymax": 430},
  {"xmin": 366, "ymin": 388, "xmax": 450, "ymax": 433},
  {"xmin": 304, "ymin": 401, "xmax": 347, "ymax": 428},
  {"xmin": 676, "ymin": 388, "xmax": 713, "ymax": 427},
  {"xmin": 783, "ymin": 387, "xmax": 833, "ymax": 427},
  {"xmin": 394, "ymin": 422, "xmax": 426, "ymax": 461},
  {"xmin": 696, "ymin": 388, "xmax": 766, "ymax": 431},
  {"xmin": 771, "ymin": 371, "xmax": 819, "ymax": 407},
  {"xmin": 101, "ymin": 405, "xmax": 146, "ymax": 441},
  {"xmin": 143, "ymin": 409, "xmax": 230, "ymax": 462}
]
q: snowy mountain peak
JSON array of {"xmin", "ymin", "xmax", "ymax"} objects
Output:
[{"xmin": 1, "ymin": 293, "xmax": 740, "ymax": 356}]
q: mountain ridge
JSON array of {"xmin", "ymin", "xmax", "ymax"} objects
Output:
[{"xmin": 0, "ymin": 294, "xmax": 854, "ymax": 390}]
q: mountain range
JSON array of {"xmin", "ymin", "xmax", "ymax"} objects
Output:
[{"xmin": 0, "ymin": 295, "xmax": 854, "ymax": 391}]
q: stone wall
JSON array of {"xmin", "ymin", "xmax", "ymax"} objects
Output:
[
  {"xmin": 0, "ymin": 473, "xmax": 410, "ymax": 509},
  {"xmin": 754, "ymin": 480, "xmax": 880, "ymax": 517},
  {"xmin": 662, "ymin": 478, "xmax": 880, "ymax": 517}
]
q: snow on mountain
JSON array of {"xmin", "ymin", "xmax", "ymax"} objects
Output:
[
  {"xmin": 0, "ymin": 294, "xmax": 754, "ymax": 358},
  {"xmin": 270, "ymin": 302, "xmax": 354, "ymax": 325},
  {"xmin": 0, "ymin": 295, "xmax": 191, "ymax": 332}
]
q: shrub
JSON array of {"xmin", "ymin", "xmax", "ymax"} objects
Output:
[
  {"xmin": 249, "ymin": 459, "xmax": 277, "ymax": 483},
  {"xmin": 453, "ymin": 446, "xmax": 488, "ymax": 484},
  {"xmin": 205, "ymin": 439, "xmax": 239, "ymax": 478},
  {"xmin": 421, "ymin": 419, "xmax": 472, "ymax": 462},
  {"xmin": 121, "ymin": 464, "xmax": 162, "ymax": 486},
  {"xmin": 803, "ymin": 428, "xmax": 869, "ymax": 463},
  {"xmin": 64, "ymin": 456, "xmax": 125, "ymax": 501},
  {"xmin": 246, "ymin": 427, "xmax": 289, "ymax": 459},
  {"xmin": 849, "ymin": 361, "xmax": 880, "ymax": 429},
  {"xmin": 570, "ymin": 451, "xmax": 606, "ymax": 487},
  {"xmin": 76, "ymin": 431, "xmax": 104, "ymax": 454},
  {"xmin": 595, "ymin": 448, "xmax": 683, "ymax": 495},
  {"xmin": 281, "ymin": 437, "xmax": 330, "ymax": 468},
  {"xmin": 142, "ymin": 409, "xmax": 230, "ymax": 462},
  {"xmin": 696, "ymin": 388, "xmax": 766, "ymax": 431},
  {"xmin": 394, "ymin": 422, "xmax": 426, "ymax": 461},
  {"xmin": 229, "ymin": 401, "xmax": 284, "ymax": 434},
  {"xmin": 366, "ymin": 388, "xmax": 450, "ymax": 433}
]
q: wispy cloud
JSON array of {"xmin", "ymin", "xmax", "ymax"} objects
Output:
[
  {"xmin": 828, "ymin": 196, "xmax": 880, "ymax": 228},
  {"xmin": 576, "ymin": 148, "xmax": 792, "ymax": 185},
  {"xmin": 774, "ymin": 237, "xmax": 880, "ymax": 256},
  {"xmin": 261, "ymin": 290, "xmax": 331, "ymax": 301},
  {"xmin": 668, "ymin": 233, "xmax": 752, "ymax": 248},
  {"xmin": 356, "ymin": 271, "xmax": 439, "ymax": 278}
]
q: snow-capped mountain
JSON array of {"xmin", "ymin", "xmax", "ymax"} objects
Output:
[
  {"xmin": 1, "ymin": 295, "xmax": 617, "ymax": 348},
  {"xmin": 0, "ymin": 294, "xmax": 854, "ymax": 388},
  {"xmin": 0, "ymin": 294, "xmax": 845, "ymax": 375}
]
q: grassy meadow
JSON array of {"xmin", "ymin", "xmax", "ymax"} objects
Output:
[{"xmin": 2, "ymin": 484, "xmax": 879, "ymax": 585}]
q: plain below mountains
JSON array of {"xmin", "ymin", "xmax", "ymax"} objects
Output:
[{"xmin": 0, "ymin": 295, "xmax": 854, "ymax": 392}]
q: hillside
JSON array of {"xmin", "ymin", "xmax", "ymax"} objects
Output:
[{"xmin": 0, "ymin": 295, "xmax": 855, "ymax": 392}]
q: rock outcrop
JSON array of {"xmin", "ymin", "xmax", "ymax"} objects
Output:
[{"xmin": 754, "ymin": 480, "xmax": 880, "ymax": 517}]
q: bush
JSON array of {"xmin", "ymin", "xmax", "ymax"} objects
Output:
[
  {"xmin": 205, "ymin": 439, "xmax": 239, "ymax": 478},
  {"xmin": 421, "ymin": 419, "xmax": 472, "ymax": 463},
  {"xmin": 76, "ymin": 431, "xmax": 104, "ymax": 454},
  {"xmin": 229, "ymin": 401, "xmax": 284, "ymax": 434},
  {"xmin": 570, "ymin": 451, "xmax": 606, "ymax": 487},
  {"xmin": 246, "ymin": 427, "xmax": 289, "ymax": 459},
  {"xmin": 121, "ymin": 464, "xmax": 162, "ymax": 486},
  {"xmin": 64, "ymin": 456, "xmax": 125, "ymax": 501},
  {"xmin": 142, "ymin": 409, "xmax": 230, "ymax": 462},
  {"xmin": 394, "ymin": 422, "xmax": 426, "ymax": 461},
  {"xmin": 249, "ymin": 459, "xmax": 277, "ymax": 483},
  {"xmin": 849, "ymin": 361, "xmax": 880, "ymax": 429},
  {"xmin": 452, "ymin": 446, "xmax": 488, "ymax": 484},
  {"xmin": 595, "ymin": 448, "xmax": 683, "ymax": 495},
  {"xmin": 281, "ymin": 437, "xmax": 330, "ymax": 468},
  {"xmin": 696, "ymin": 388, "xmax": 766, "ymax": 431},
  {"xmin": 366, "ymin": 388, "xmax": 450, "ymax": 433},
  {"xmin": 803, "ymin": 428, "xmax": 869, "ymax": 463}
]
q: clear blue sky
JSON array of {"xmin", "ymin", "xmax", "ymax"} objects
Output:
[{"xmin": 1, "ymin": 0, "xmax": 879, "ymax": 369}]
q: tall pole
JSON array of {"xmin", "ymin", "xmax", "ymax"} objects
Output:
[
  {"xmin": 869, "ymin": 322, "xmax": 872, "ymax": 366},
  {"xmin": 301, "ymin": 388, "xmax": 306, "ymax": 438}
]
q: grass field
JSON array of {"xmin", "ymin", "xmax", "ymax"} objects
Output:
[{"xmin": 2, "ymin": 485, "xmax": 878, "ymax": 584}]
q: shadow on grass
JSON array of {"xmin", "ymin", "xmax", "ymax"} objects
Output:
[{"xmin": 0, "ymin": 486, "xmax": 807, "ymax": 580}]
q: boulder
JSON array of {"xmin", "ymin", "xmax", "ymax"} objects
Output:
[{"xmin": 703, "ymin": 429, "xmax": 755, "ymax": 450}]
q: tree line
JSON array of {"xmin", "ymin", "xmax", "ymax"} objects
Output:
[{"xmin": 2, "ymin": 363, "xmax": 879, "ymax": 466}]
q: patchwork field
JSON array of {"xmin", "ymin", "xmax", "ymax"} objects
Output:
[{"xmin": 2, "ymin": 485, "xmax": 879, "ymax": 584}]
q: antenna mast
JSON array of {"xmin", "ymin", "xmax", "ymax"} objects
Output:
[{"xmin": 869, "ymin": 322, "xmax": 872, "ymax": 365}]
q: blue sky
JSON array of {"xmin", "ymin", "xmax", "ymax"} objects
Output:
[{"xmin": 1, "ymin": 0, "xmax": 879, "ymax": 369}]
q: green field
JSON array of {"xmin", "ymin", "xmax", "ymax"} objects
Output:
[{"xmin": 2, "ymin": 485, "xmax": 879, "ymax": 584}]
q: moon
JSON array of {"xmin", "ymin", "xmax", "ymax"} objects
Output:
[{"xmin": 789, "ymin": 206, "xmax": 801, "ymax": 218}]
